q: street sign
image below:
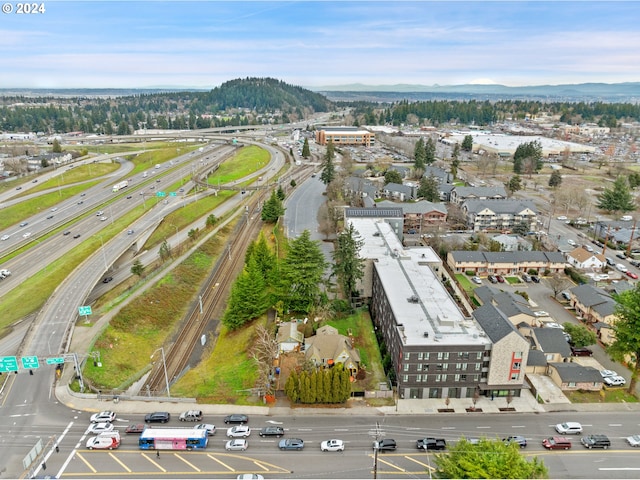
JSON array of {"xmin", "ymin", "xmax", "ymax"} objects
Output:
[
  {"xmin": 46, "ymin": 357, "xmax": 65, "ymax": 365},
  {"xmin": 21, "ymin": 356, "xmax": 40, "ymax": 369},
  {"xmin": 78, "ymin": 305, "xmax": 92, "ymax": 316},
  {"xmin": 0, "ymin": 356, "xmax": 18, "ymax": 372},
  {"xmin": 169, "ymin": 192, "xmax": 177, "ymax": 197},
  {"xmin": 157, "ymin": 191, "xmax": 166, "ymax": 197}
]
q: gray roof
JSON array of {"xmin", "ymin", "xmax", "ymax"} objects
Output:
[
  {"xmin": 450, "ymin": 250, "xmax": 566, "ymax": 264},
  {"xmin": 423, "ymin": 166, "xmax": 451, "ymax": 184},
  {"xmin": 384, "ymin": 182, "xmax": 413, "ymax": 196},
  {"xmin": 474, "ymin": 285, "xmax": 502, "ymax": 305},
  {"xmin": 345, "ymin": 207, "xmax": 403, "ymax": 218},
  {"xmin": 531, "ymin": 328, "xmax": 572, "ymax": 357},
  {"xmin": 453, "ymin": 186, "xmax": 507, "ymax": 198},
  {"xmin": 376, "ymin": 199, "xmax": 447, "ymax": 215},
  {"xmin": 527, "ymin": 349, "xmax": 548, "ymax": 367},
  {"xmin": 549, "ymin": 362, "xmax": 603, "ymax": 383},
  {"xmin": 492, "ymin": 292, "xmax": 535, "ymax": 317},
  {"xmin": 463, "ymin": 199, "xmax": 538, "ymax": 215},
  {"xmin": 570, "ymin": 284, "xmax": 613, "ymax": 308},
  {"xmin": 607, "ymin": 281, "xmax": 635, "ymax": 295},
  {"xmin": 473, "ymin": 304, "xmax": 522, "ymax": 343}
]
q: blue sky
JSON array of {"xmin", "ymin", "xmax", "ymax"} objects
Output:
[{"xmin": 1, "ymin": 1, "xmax": 639, "ymax": 89}]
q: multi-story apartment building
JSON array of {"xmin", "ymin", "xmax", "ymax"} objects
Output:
[{"xmin": 351, "ymin": 218, "xmax": 529, "ymax": 400}]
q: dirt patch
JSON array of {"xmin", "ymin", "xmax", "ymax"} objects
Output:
[
  {"xmin": 274, "ymin": 351, "xmax": 303, "ymax": 391},
  {"xmin": 438, "ymin": 408, "xmax": 455, "ymax": 413},
  {"xmin": 466, "ymin": 407, "xmax": 483, "ymax": 412}
]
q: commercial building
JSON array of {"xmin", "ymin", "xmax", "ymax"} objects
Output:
[{"xmin": 315, "ymin": 127, "xmax": 375, "ymax": 147}]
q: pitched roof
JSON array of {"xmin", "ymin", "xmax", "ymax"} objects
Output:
[
  {"xmin": 453, "ymin": 186, "xmax": 507, "ymax": 198},
  {"xmin": 549, "ymin": 362, "xmax": 603, "ymax": 383},
  {"xmin": 527, "ymin": 349, "xmax": 548, "ymax": 366},
  {"xmin": 463, "ymin": 199, "xmax": 538, "ymax": 215},
  {"xmin": 567, "ymin": 247, "xmax": 605, "ymax": 263},
  {"xmin": 473, "ymin": 303, "xmax": 522, "ymax": 343},
  {"xmin": 570, "ymin": 284, "xmax": 613, "ymax": 307},
  {"xmin": 531, "ymin": 328, "xmax": 572, "ymax": 357},
  {"xmin": 377, "ymin": 199, "xmax": 447, "ymax": 215}
]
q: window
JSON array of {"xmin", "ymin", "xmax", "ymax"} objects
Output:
[
  {"xmin": 435, "ymin": 374, "xmax": 442, "ymax": 382},
  {"xmin": 462, "ymin": 363, "xmax": 468, "ymax": 370},
  {"xmin": 418, "ymin": 352, "xmax": 424, "ymax": 360},
  {"xmin": 443, "ymin": 363, "xmax": 449, "ymax": 370},
  {"xmin": 425, "ymin": 352, "xmax": 430, "ymax": 360},
  {"xmin": 423, "ymin": 364, "xmax": 429, "ymax": 371},
  {"xmin": 441, "ymin": 375, "xmax": 448, "ymax": 382},
  {"xmin": 404, "ymin": 352, "xmax": 410, "ymax": 360},
  {"xmin": 403, "ymin": 375, "xmax": 409, "ymax": 383},
  {"xmin": 475, "ymin": 363, "xmax": 481, "ymax": 371},
  {"xmin": 460, "ymin": 374, "xmax": 467, "ymax": 381},
  {"xmin": 416, "ymin": 374, "xmax": 422, "ymax": 382},
  {"xmin": 510, "ymin": 372, "xmax": 520, "ymax": 381},
  {"xmin": 514, "ymin": 351, "xmax": 523, "ymax": 359},
  {"xmin": 416, "ymin": 364, "xmax": 422, "ymax": 372},
  {"xmin": 404, "ymin": 364, "xmax": 410, "ymax": 372},
  {"xmin": 437, "ymin": 352, "xmax": 443, "ymax": 360},
  {"xmin": 443, "ymin": 352, "xmax": 450, "ymax": 360},
  {"xmin": 436, "ymin": 364, "xmax": 443, "ymax": 371},
  {"xmin": 455, "ymin": 363, "xmax": 462, "ymax": 370},
  {"xmin": 460, "ymin": 352, "xmax": 469, "ymax": 359},
  {"xmin": 512, "ymin": 362, "xmax": 521, "ymax": 370},
  {"xmin": 476, "ymin": 352, "xmax": 482, "ymax": 360},
  {"xmin": 454, "ymin": 374, "xmax": 460, "ymax": 382},
  {"xmin": 568, "ymin": 381, "xmax": 576, "ymax": 388}
]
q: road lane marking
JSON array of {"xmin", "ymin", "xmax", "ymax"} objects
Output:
[
  {"xmin": 600, "ymin": 468, "xmax": 640, "ymax": 471},
  {"xmin": 334, "ymin": 428, "xmax": 349, "ymax": 431},
  {"xmin": 142, "ymin": 452, "xmax": 166, "ymax": 472},
  {"xmin": 75, "ymin": 452, "xmax": 97, "ymax": 473},
  {"xmin": 206, "ymin": 454, "xmax": 234, "ymax": 471},
  {"xmin": 108, "ymin": 452, "xmax": 131, "ymax": 472},
  {"xmin": 377, "ymin": 457, "xmax": 406, "ymax": 471},
  {"xmin": 609, "ymin": 424, "xmax": 622, "ymax": 426},
  {"xmin": 512, "ymin": 425, "xmax": 526, "ymax": 428},
  {"xmin": 405, "ymin": 456, "xmax": 435, "ymax": 471},
  {"xmin": 253, "ymin": 461, "xmax": 270, "ymax": 471},
  {"xmin": 441, "ymin": 427, "xmax": 456, "ymax": 430},
  {"xmin": 476, "ymin": 426, "xmax": 491, "ymax": 429},
  {"xmin": 174, "ymin": 453, "xmax": 201, "ymax": 472}
]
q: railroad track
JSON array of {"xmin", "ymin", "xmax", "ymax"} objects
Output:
[{"xmin": 144, "ymin": 191, "xmax": 266, "ymax": 395}]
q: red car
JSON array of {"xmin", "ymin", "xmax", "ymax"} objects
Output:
[
  {"xmin": 496, "ymin": 275, "xmax": 505, "ymax": 283},
  {"xmin": 125, "ymin": 423, "xmax": 145, "ymax": 434},
  {"xmin": 626, "ymin": 271, "xmax": 638, "ymax": 279}
]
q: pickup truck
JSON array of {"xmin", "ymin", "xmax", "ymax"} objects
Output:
[{"xmin": 416, "ymin": 437, "xmax": 447, "ymax": 450}]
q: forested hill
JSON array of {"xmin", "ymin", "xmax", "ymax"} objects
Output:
[{"xmin": 206, "ymin": 77, "xmax": 333, "ymax": 112}]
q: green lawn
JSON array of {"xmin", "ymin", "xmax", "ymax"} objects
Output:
[{"xmin": 565, "ymin": 388, "xmax": 638, "ymax": 403}]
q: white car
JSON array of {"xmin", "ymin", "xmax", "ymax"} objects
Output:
[
  {"xmin": 227, "ymin": 425, "xmax": 251, "ymax": 438},
  {"xmin": 600, "ymin": 369, "xmax": 618, "ymax": 378},
  {"xmin": 236, "ymin": 475, "xmax": 263, "ymax": 480},
  {"xmin": 557, "ymin": 216, "xmax": 568, "ymax": 221},
  {"xmin": 603, "ymin": 375, "xmax": 626, "ymax": 386},
  {"xmin": 51, "ymin": 207, "xmax": 58, "ymax": 212},
  {"xmin": 194, "ymin": 423, "xmax": 216, "ymax": 436},
  {"xmin": 626, "ymin": 435, "xmax": 640, "ymax": 447},
  {"xmin": 90, "ymin": 411, "xmax": 117, "ymax": 423},
  {"xmin": 533, "ymin": 311, "xmax": 549, "ymax": 317},
  {"xmin": 100, "ymin": 216, "xmax": 108, "ymax": 221},
  {"xmin": 616, "ymin": 264, "xmax": 628, "ymax": 273},
  {"xmin": 555, "ymin": 422, "xmax": 583, "ymax": 435},
  {"xmin": 320, "ymin": 439, "xmax": 345, "ymax": 452},
  {"xmin": 1, "ymin": 234, "xmax": 9, "ymax": 241},
  {"xmin": 225, "ymin": 439, "xmax": 248, "ymax": 451},
  {"xmin": 471, "ymin": 276, "xmax": 482, "ymax": 285},
  {"xmin": 23, "ymin": 232, "xmax": 32, "ymax": 238},
  {"xmin": 567, "ymin": 239, "xmax": 576, "ymax": 246},
  {"xmin": 88, "ymin": 422, "xmax": 115, "ymax": 434}
]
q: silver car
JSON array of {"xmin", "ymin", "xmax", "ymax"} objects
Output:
[{"xmin": 226, "ymin": 439, "xmax": 248, "ymax": 451}]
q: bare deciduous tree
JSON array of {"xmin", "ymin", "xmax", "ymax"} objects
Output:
[{"xmin": 251, "ymin": 324, "xmax": 279, "ymax": 397}]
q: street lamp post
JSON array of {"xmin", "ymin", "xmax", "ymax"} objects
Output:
[
  {"xmin": 151, "ymin": 347, "xmax": 171, "ymax": 398},
  {"xmin": 96, "ymin": 235, "xmax": 108, "ymax": 271}
]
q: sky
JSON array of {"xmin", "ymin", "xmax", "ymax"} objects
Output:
[{"xmin": 1, "ymin": 1, "xmax": 639, "ymax": 89}]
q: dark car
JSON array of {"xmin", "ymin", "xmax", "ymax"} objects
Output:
[
  {"xmin": 543, "ymin": 436, "xmax": 572, "ymax": 450},
  {"xmin": 416, "ymin": 437, "xmax": 446, "ymax": 451},
  {"xmin": 19, "ymin": 222, "xmax": 28, "ymax": 227},
  {"xmin": 571, "ymin": 346, "xmax": 593, "ymax": 357},
  {"xmin": 102, "ymin": 277, "xmax": 113, "ymax": 284},
  {"xmin": 581, "ymin": 434, "xmax": 611, "ymax": 449},
  {"xmin": 145, "ymin": 411, "xmax": 170, "ymax": 423},
  {"xmin": 279, "ymin": 438, "xmax": 304, "ymax": 450},
  {"xmin": 374, "ymin": 439, "xmax": 397, "ymax": 451},
  {"xmin": 616, "ymin": 253, "xmax": 627, "ymax": 260},
  {"xmin": 503, "ymin": 435, "xmax": 527, "ymax": 448},
  {"xmin": 125, "ymin": 423, "xmax": 146, "ymax": 434},
  {"xmin": 63, "ymin": 230, "xmax": 71, "ymax": 236},
  {"xmin": 46, "ymin": 215, "xmax": 54, "ymax": 219},
  {"xmin": 488, "ymin": 275, "xmax": 498, "ymax": 284},
  {"xmin": 224, "ymin": 414, "xmax": 248, "ymax": 424},
  {"xmin": 126, "ymin": 195, "xmax": 132, "ymax": 199},
  {"xmin": 77, "ymin": 200, "xmax": 84, "ymax": 204},
  {"xmin": 259, "ymin": 426, "xmax": 284, "ymax": 437},
  {"xmin": 531, "ymin": 275, "xmax": 540, "ymax": 283},
  {"xmin": 73, "ymin": 234, "xmax": 81, "ymax": 239}
]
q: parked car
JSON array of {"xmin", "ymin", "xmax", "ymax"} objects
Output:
[
  {"xmin": 279, "ymin": 438, "xmax": 305, "ymax": 450},
  {"xmin": 373, "ymin": 439, "xmax": 397, "ymax": 451},
  {"xmin": 603, "ymin": 375, "xmax": 626, "ymax": 386},
  {"xmin": 616, "ymin": 263, "xmax": 628, "ymax": 273},
  {"xmin": 259, "ymin": 426, "xmax": 284, "ymax": 437},
  {"xmin": 616, "ymin": 253, "xmax": 628, "ymax": 260},
  {"xmin": 144, "ymin": 412, "xmax": 170, "ymax": 423},
  {"xmin": 320, "ymin": 439, "xmax": 345, "ymax": 452},
  {"xmin": 531, "ymin": 275, "xmax": 540, "ymax": 283},
  {"xmin": 125, "ymin": 424, "xmax": 145, "ymax": 434},
  {"xmin": 503, "ymin": 435, "xmax": 527, "ymax": 448},
  {"xmin": 600, "ymin": 369, "xmax": 618, "ymax": 378},
  {"xmin": 224, "ymin": 414, "xmax": 248, "ymax": 424},
  {"xmin": 522, "ymin": 274, "xmax": 531, "ymax": 282},
  {"xmin": 606, "ymin": 257, "xmax": 616, "ymax": 266},
  {"xmin": 225, "ymin": 439, "xmax": 248, "ymax": 451},
  {"xmin": 227, "ymin": 425, "xmax": 251, "ymax": 438},
  {"xmin": 555, "ymin": 422, "xmax": 583, "ymax": 435},
  {"xmin": 237, "ymin": 475, "xmax": 263, "ymax": 480},
  {"xmin": 88, "ymin": 422, "xmax": 115, "ymax": 434},
  {"xmin": 571, "ymin": 346, "xmax": 593, "ymax": 357},
  {"xmin": 90, "ymin": 411, "xmax": 117, "ymax": 423},
  {"xmin": 416, "ymin": 437, "xmax": 447, "ymax": 451},
  {"xmin": 581, "ymin": 434, "xmax": 611, "ymax": 449},
  {"xmin": 496, "ymin": 275, "xmax": 505, "ymax": 283},
  {"xmin": 627, "ymin": 271, "xmax": 638, "ymax": 279},
  {"xmin": 179, "ymin": 410, "xmax": 203, "ymax": 422},
  {"xmin": 194, "ymin": 424, "xmax": 216, "ymax": 436},
  {"xmin": 488, "ymin": 275, "xmax": 498, "ymax": 284},
  {"xmin": 626, "ymin": 435, "xmax": 640, "ymax": 447},
  {"xmin": 543, "ymin": 436, "xmax": 572, "ymax": 450},
  {"xmin": 533, "ymin": 311, "xmax": 549, "ymax": 317},
  {"xmin": 471, "ymin": 276, "xmax": 482, "ymax": 285}
]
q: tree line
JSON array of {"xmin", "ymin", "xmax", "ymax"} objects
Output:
[{"xmin": 284, "ymin": 364, "xmax": 352, "ymax": 404}]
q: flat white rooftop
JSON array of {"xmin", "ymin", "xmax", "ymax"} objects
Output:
[
  {"xmin": 447, "ymin": 132, "xmax": 595, "ymax": 155},
  {"xmin": 350, "ymin": 218, "xmax": 490, "ymax": 348}
]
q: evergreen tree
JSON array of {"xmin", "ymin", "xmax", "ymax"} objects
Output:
[
  {"xmin": 279, "ymin": 230, "xmax": 327, "ymax": 314},
  {"xmin": 246, "ymin": 233, "xmax": 277, "ymax": 283},
  {"xmin": 507, "ymin": 175, "xmax": 522, "ymax": 194},
  {"xmin": 417, "ymin": 175, "xmax": 440, "ymax": 202},
  {"xmin": 51, "ymin": 138, "xmax": 62, "ymax": 153},
  {"xmin": 131, "ymin": 259, "xmax": 145, "ymax": 277},
  {"xmin": 221, "ymin": 256, "xmax": 269, "ymax": 329},
  {"xmin": 277, "ymin": 185, "xmax": 285, "ymax": 201},
  {"xmin": 425, "ymin": 137, "xmax": 436, "ymax": 165},
  {"xmin": 320, "ymin": 140, "xmax": 336, "ymax": 185},
  {"xmin": 285, "ymin": 371, "xmax": 299, "ymax": 403},
  {"xmin": 302, "ymin": 138, "xmax": 310, "ymax": 157},
  {"xmin": 261, "ymin": 190, "xmax": 285, "ymax": 223},
  {"xmin": 513, "ymin": 140, "xmax": 543, "ymax": 174},
  {"xmin": 331, "ymin": 366, "xmax": 342, "ymax": 403},
  {"xmin": 308, "ymin": 370, "xmax": 317, "ymax": 403},
  {"xmin": 548, "ymin": 170, "xmax": 562, "ymax": 187},
  {"xmin": 597, "ymin": 176, "xmax": 635, "ymax": 212},
  {"xmin": 461, "ymin": 135, "xmax": 473, "ymax": 152},
  {"xmin": 332, "ymin": 223, "xmax": 366, "ymax": 299},
  {"xmin": 609, "ymin": 283, "xmax": 640, "ymax": 394},
  {"xmin": 414, "ymin": 137, "xmax": 426, "ymax": 170},
  {"xmin": 384, "ymin": 169, "xmax": 403, "ymax": 185}
]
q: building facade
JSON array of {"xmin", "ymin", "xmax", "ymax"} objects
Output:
[{"xmin": 315, "ymin": 127, "xmax": 375, "ymax": 147}]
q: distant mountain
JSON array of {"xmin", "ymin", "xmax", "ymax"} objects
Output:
[{"xmin": 310, "ymin": 82, "xmax": 640, "ymax": 103}]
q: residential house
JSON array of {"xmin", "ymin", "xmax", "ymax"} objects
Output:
[
  {"xmin": 569, "ymin": 284, "xmax": 617, "ymax": 325},
  {"xmin": 376, "ymin": 200, "xmax": 448, "ymax": 234},
  {"xmin": 447, "ymin": 251, "xmax": 567, "ymax": 276},
  {"xmin": 566, "ymin": 247, "xmax": 606, "ymax": 270},
  {"xmin": 382, "ymin": 182, "xmax": 414, "ymax": 202},
  {"xmin": 474, "ymin": 287, "xmax": 537, "ymax": 327},
  {"xmin": 492, "ymin": 234, "xmax": 532, "ymax": 252},
  {"xmin": 521, "ymin": 327, "xmax": 572, "ymax": 363},
  {"xmin": 547, "ymin": 363, "xmax": 603, "ymax": 392},
  {"xmin": 304, "ymin": 325, "xmax": 360, "ymax": 376},
  {"xmin": 276, "ymin": 322, "xmax": 304, "ymax": 353},
  {"xmin": 423, "ymin": 166, "xmax": 452, "ymax": 185},
  {"xmin": 449, "ymin": 186, "xmax": 508, "ymax": 205}
]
